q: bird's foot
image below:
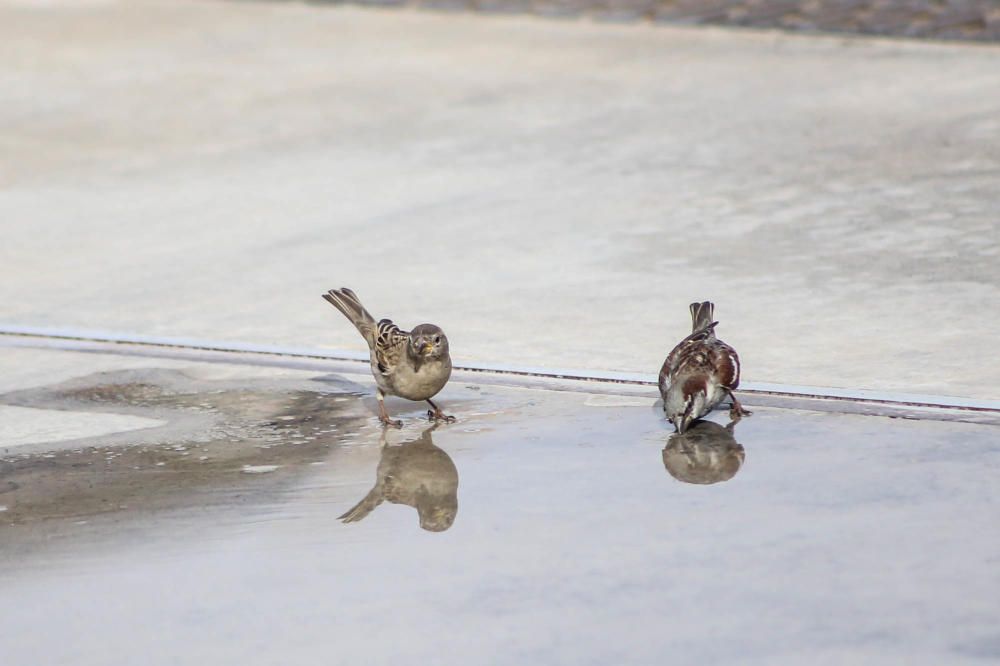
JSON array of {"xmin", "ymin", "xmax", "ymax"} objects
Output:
[
  {"xmin": 379, "ymin": 416, "xmax": 403, "ymax": 429},
  {"xmin": 427, "ymin": 409, "xmax": 456, "ymax": 423},
  {"xmin": 725, "ymin": 389, "xmax": 751, "ymax": 421},
  {"xmin": 728, "ymin": 402, "xmax": 752, "ymax": 421}
]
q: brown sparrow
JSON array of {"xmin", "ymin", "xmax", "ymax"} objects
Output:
[
  {"xmin": 662, "ymin": 419, "xmax": 745, "ymax": 485},
  {"xmin": 339, "ymin": 425, "xmax": 458, "ymax": 532},
  {"xmin": 322, "ymin": 287, "xmax": 453, "ymax": 427},
  {"xmin": 659, "ymin": 301, "xmax": 750, "ymax": 432}
]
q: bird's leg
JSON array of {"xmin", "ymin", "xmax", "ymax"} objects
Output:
[
  {"xmin": 425, "ymin": 398, "xmax": 456, "ymax": 423},
  {"xmin": 724, "ymin": 388, "xmax": 752, "ymax": 420},
  {"xmin": 376, "ymin": 389, "xmax": 402, "ymax": 428}
]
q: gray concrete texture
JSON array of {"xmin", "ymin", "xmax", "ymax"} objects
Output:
[
  {"xmin": 2, "ymin": 0, "xmax": 999, "ymax": 399},
  {"xmin": 329, "ymin": 0, "xmax": 1000, "ymax": 42}
]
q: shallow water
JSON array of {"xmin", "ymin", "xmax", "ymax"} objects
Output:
[{"xmin": 1, "ymin": 366, "xmax": 999, "ymax": 665}]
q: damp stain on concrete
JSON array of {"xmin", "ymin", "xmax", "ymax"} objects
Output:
[
  {"xmin": 0, "ymin": 368, "xmax": 374, "ymax": 526},
  {"xmin": 1, "ymin": 363, "xmax": 999, "ymax": 665}
]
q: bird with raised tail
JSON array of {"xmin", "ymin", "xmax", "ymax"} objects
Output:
[
  {"xmin": 659, "ymin": 301, "xmax": 751, "ymax": 433},
  {"xmin": 322, "ymin": 287, "xmax": 454, "ymax": 427},
  {"xmin": 339, "ymin": 425, "xmax": 459, "ymax": 532}
]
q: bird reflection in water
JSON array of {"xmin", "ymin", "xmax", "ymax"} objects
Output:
[
  {"xmin": 662, "ymin": 419, "xmax": 745, "ymax": 485},
  {"xmin": 339, "ymin": 425, "xmax": 458, "ymax": 532}
]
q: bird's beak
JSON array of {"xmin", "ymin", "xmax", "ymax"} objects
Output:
[
  {"xmin": 678, "ymin": 405, "xmax": 695, "ymax": 434},
  {"xmin": 678, "ymin": 416, "xmax": 691, "ymax": 434},
  {"xmin": 421, "ymin": 342, "xmax": 434, "ymax": 356}
]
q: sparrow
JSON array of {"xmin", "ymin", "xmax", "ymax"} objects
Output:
[
  {"xmin": 323, "ymin": 287, "xmax": 454, "ymax": 427},
  {"xmin": 659, "ymin": 301, "xmax": 751, "ymax": 433},
  {"xmin": 339, "ymin": 425, "xmax": 459, "ymax": 532},
  {"xmin": 662, "ymin": 419, "xmax": 745, "ymax": 485}
]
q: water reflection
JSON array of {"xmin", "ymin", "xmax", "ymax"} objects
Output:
[
  {"xmin": 340, "ymin": 426, "xmax": 458, "ymax": 532},
  {"xmin": 662, "ymin": 420, "xmax": 745, "ymax": 485}
]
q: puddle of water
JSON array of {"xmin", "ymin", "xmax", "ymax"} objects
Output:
[
  {"xmin": 1, "ymin": 366, "xmax": 999, "ymax": 665},
  {"xmin": 662, "ymin": 419, "xmax": 745, "ymax": 484},
  {"xmin": 0, "ymin": 368, "xmax": 376, "ymax": 527}
]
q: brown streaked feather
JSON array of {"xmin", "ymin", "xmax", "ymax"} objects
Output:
[
  {"xmin": 658, "ymin": 321, "xmax": 720, "ymax": 394},
  {"xmin": 709, "ymin": 341, "xmax": 741, "ymax": 389},
  {"xmin": 373, "ymin": 318, "xmax": 409, "ymax": 376},
  {"xmin": 657, "ymin": 360, "xmax": 672, "ymax": 396},
  {"xmin": 682, "ymin": 375, "xmax": 708, "ymax": 398},
  {"xmin": 660, "ymin": 325, "xmax": 741, "ymax": 396}
]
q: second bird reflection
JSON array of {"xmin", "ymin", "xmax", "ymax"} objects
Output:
[
  {"xmin": 340, "ymin": 425, "xmax": 458, "ymax": 532},
  {"xmin": 662, "ymin": 420, "xmax": 745, "ymax": 485}
]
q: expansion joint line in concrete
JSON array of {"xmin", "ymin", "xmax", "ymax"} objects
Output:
[{"xmin": 1, "ymin": 325, "xmax": 999, "ymax": 416}]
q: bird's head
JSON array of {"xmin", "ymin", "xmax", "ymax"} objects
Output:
[
  {"xmin": 418, "ymin": 502, "xmax": 457, "ymax": 532},
  {"xmin": 676, "ymin": 376, "xmax": 708, "ymax": 434},
  {"xmin": 409, "ymin": 324, "xmax": 449, "ymax": 360}
]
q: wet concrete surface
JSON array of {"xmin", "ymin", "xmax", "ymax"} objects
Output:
[
  {"xmin": 0, "ymin": 368, "xmax": 369, "ymax": 531},
  {"xmin": 2, "ymin": 351, "xmax": 999, "ymax": 664}
]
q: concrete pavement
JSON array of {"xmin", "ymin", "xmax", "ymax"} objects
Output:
[
  {"xmin": 2, "ymin": 346, "xmax": 999, "ymax": 665},
  {"xmin": 3, "ymin": 8, "xmax": 998, "ymax": 660},
  {"xmin": 1, "ymin": 0, "xmax": 999, "ymax": 399}
]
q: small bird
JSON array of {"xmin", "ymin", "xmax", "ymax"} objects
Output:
[
  {"xmin": 662, "ymin": 419, "xmax": 745, "ymax": 485},
  {"xmin": 339, "ymin": 425, "xmax": 459, "ymax": 532},
  {"xmin": 659, "ymin": 301, "xmax": 750, "ymax": 433},
  {"xmin": 322, "ymin": 287, "xmax": 453, "ymax": 427}
]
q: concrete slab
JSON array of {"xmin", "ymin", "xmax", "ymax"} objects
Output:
[
  {"xmin": 1, "ymin": 0, "xmax": 998, "ymax": 401},
  {"xmin": 1, "ymin": 347, "xmax": 999, "ymax": 664}
]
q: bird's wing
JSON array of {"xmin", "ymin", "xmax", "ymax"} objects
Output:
[
  {"xmin": 373, "ymin": 319, "xmax": 410, "ymax": 376},
  {"xmin": 708, "ymin": 340, "xmax": 741, "ymax": 389},
  {"xmin": 660, "ymin": 322, "xmax": 720, "ymax": 391}
]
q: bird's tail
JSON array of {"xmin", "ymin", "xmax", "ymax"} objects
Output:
[
  {"xmin": 323, "ymin": 287, "xmax": 377, "ymax": 346},
  {"xmin": 689, "ymin": 301, "xmax": 715, "ymax": 333},
  {"xmin": 338, "ymin": 487, "xmax": 383, "ymax": 523}
]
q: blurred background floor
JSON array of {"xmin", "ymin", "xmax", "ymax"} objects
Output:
[
  {"xmin": 322, "ymin": 0, "xmax": 1000, "ymax": 42},
  {"xmin": 1, "ymin": 0, "xmax": 998, "ymax": 398}
]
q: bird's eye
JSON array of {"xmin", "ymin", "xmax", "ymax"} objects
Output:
[{"xmin": 434, "ymin": 335, "xmax": 441, "ymax": 343}]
